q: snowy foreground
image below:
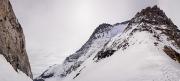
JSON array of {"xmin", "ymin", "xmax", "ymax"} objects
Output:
[{"xmin": 0, "ymin": 55, "xmax": 32, "ymax": 81}]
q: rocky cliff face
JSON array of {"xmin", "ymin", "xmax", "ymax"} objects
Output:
[{"xmin": 0, "ymin": 0, "xmax": 33, "ymax": 78}]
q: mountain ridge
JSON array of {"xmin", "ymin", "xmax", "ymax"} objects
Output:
[{"xmin": 35, "ymin": 5, "xmax": 180, "ymax": 81}]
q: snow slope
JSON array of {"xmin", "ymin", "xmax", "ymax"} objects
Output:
[
  {"xmin": 28, "ymin": 48, "xmax": 66, "ymax": 78},
  {"xmin": 0, "ymin": 55, "xmax": 32, "ymax": 81},
  {"xmin": 35, "ymin": 5, "xmax": 180, "ymax": 81},
  {"xmin": 63, "ymin": 31, "xmax": 180, "ymax": 81},
  {"xmin": 34, "ymin": 22, "xmax": 128, "ymax": 81}
]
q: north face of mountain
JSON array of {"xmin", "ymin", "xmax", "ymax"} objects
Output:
[{"xmin": 0, "ymin": 0, "xmax": 33, "ymax": 78}]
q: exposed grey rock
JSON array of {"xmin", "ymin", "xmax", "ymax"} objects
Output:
[{"xmin": 0, "ymin": 0, "xmax": 33, "ymax": 78}]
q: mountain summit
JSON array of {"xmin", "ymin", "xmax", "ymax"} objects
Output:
[
  {"xmin": 133, "ymin": 5, "xmax": 174, "ymax": 26},
  {"xmin": 35, "ymin": 5, "xmax": 180, "ymax": 81}
]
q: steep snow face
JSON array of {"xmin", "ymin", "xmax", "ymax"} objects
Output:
[
  {"xmin": 0, "ymin": 55, "xmax": 32, "ymax": 81},
  {"xmin": 35, "ymin": 5, "xmax": 180, "ymax": 81},
  {"xmin": 34, "ymin": 23, "xmax": 129, "ymax": 81}
]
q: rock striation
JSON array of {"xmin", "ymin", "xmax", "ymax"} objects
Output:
[{"xmin": 0, "ymin": 0, "xmax": 33, "ymax": 78}]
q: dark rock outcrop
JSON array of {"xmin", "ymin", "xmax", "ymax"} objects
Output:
[
  {"xmin": 163, "ymin": 46, "xmax": 180, "ymax": 63},
  {"xmin": 0, "ymin": 0, "xmax": 33, "ymax": 78},
  {"xmin": 130, "ymin": 6, "xmax": 180, "ymax": 62}
]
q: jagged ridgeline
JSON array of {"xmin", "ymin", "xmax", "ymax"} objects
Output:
[
  {"xmin": 0, "ymin": 0, "xmax": 33, "ymax": 78},
  {"xmin": 95, "ymin": 5, "xmax": 180, "ymax": 62},
  {"xmin": 35, "ymin": 5, "xmax": 180, "ymax": 81}
]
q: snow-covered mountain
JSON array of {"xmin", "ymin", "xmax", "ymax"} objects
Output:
[
  {"xmin": 35, "ymin": 5, "xmax": 180, "ymax": 81},
  {"xmin": 35, "ymin": 21, "xmax": 129, "ymax": 81}
]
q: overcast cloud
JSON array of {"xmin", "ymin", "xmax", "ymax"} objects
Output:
[{"xmin": 9, "ymin": 0, "xmax": 158, "ymax": 54}]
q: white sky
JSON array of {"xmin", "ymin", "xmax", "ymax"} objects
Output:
[
  {"xmin": 9, "ymin": 0, "xmax": 180, "ymax": 77},
  {"xmin": 9, "ymin": 0, "xmax": 158, "ymax": 55}
]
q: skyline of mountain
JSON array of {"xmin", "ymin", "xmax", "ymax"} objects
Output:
[
  {"xmin": 35, "ymin": 5, "xmax": 180, "ymax": 81},
  {"xmin": 0, "ymin": 1, "xmax": 180, "ymax": 81}
]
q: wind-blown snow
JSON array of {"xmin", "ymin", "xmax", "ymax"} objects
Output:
[{"xmin": 0, "ymin": 55, "xmax": 32, "ymax": 81}]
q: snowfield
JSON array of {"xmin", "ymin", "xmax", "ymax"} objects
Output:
[
  {"xmin": 63, "ymin": 31, "xmax": 180, "ymax": 81},
  {"xmin": 42, "ymin": 30, "xmax": 180, "ymax": 81},
  {"xmin": 0, "ymin": 55, "xmax": 32, "ymax": 81}
]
